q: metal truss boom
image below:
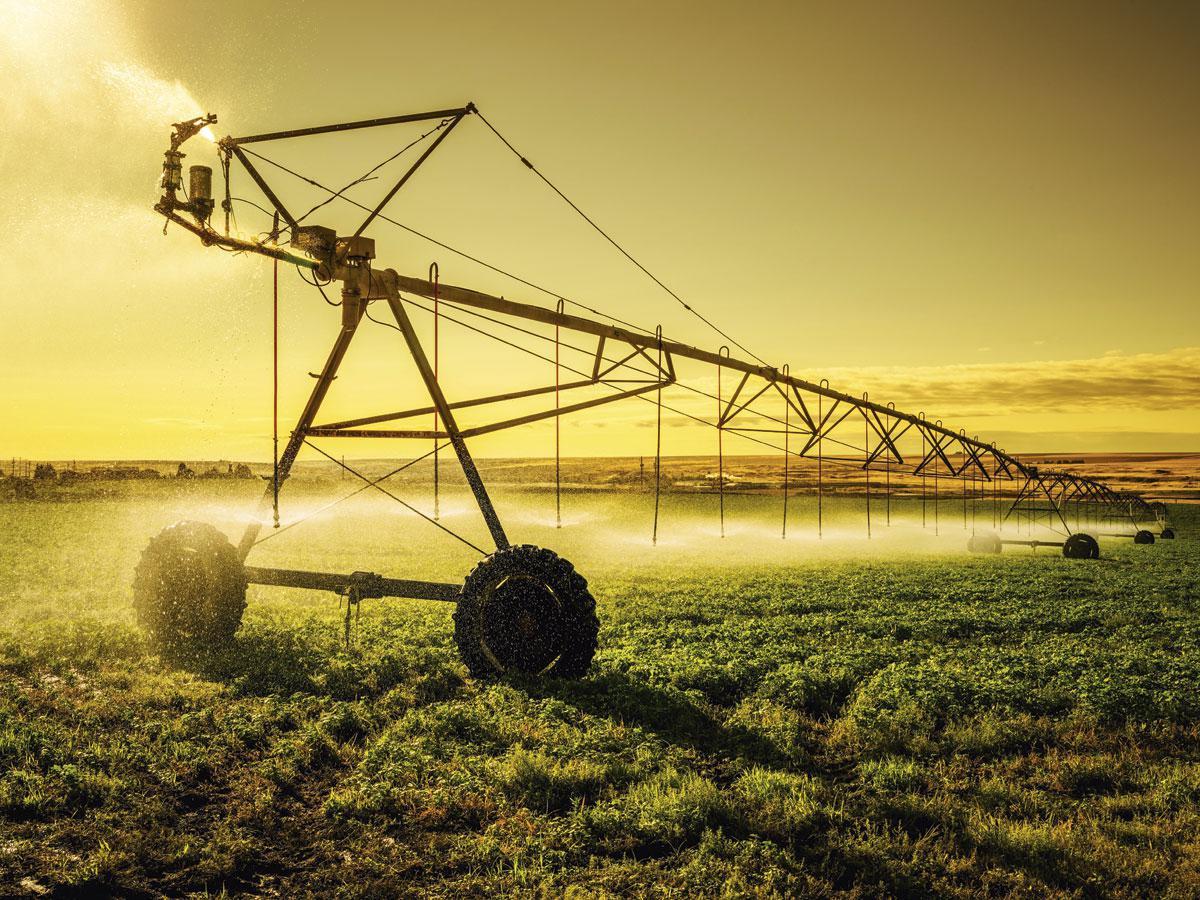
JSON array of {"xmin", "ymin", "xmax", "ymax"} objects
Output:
[{"xmin": 153, "ymin": 100, "xmax": 1167, "ymax": 576}]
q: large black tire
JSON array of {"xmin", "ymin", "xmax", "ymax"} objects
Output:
[
  {"xmin": 453, "ymin": 544, "xmax": 598, "ymax": 679},
  {"xmin": 1134, "ymin": 529, "xmax": 1155, "ymax": 545},
  {"xmin": 1062, "ymin": 533, "xmax": 1100, "ymax": 560},
  {"xmin": 133, "ymin": 521, "xmax": 247, "ymax": 657},
  {"xmin": 1161, "ymin": 528, "xmax": 1176, "ymax": 540},
  {"xmin": 967, "ymin": 531, "xmax": 1002, "ymax": 554}
]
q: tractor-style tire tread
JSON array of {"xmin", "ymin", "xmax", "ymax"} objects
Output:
[
  {"xmin": 133, "ymin": 521, "xmax": 247, "ymax": 657},
  {"xmin": 1062, "ymin": 533, "xmax": 1101, "ymax": 560},
  {"xmin": 453, "ymin": 544, "xmax": 598, "ymax": 680}
]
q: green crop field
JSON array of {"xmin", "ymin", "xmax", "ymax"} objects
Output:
[{"xmin": 1, "ymin": 480, "xmax": 1198, "ymax": 897}]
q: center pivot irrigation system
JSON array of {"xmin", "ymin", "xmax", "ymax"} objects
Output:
[{"xmin": 137, "ymin": 103, "xmax": 1175, "ymax": 677}]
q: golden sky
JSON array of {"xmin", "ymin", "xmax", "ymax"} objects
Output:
[{"xmin": 1, "ymin": 0, "xmax": 1197, "ymax": 460}]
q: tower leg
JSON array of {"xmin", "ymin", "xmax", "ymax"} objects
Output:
[
  {"xmin": 238, "ymin": 295, "xmax": 364, "ymax": 561},
  {"xmin": 384, "ymin": 292, "xmax": 510, "ymax": 551}
]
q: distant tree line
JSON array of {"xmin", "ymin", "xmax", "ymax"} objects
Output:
[{"xmin": 3, "ymin": 461, "xmax": 256, "ymax": 483}]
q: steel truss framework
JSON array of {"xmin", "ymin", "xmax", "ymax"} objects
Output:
[{"xmin": 153, "ymin": 104, "xmax": 1172, "ymax": 605}]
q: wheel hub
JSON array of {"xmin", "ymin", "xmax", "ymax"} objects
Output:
[
  {"xmin": 480, "ymin": 573, "xmax": 564, "ymax": 673},
  {"xmin": 454, "ymin": 544, "xmax": 599, "ymax": 680}
]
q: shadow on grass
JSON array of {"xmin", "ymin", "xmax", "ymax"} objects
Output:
[
  {"xmin": 163, "ymin": 628, "xmax": 793, "ymax": 769},
  {"xmin": 165, "ymin": 627, "xmax": 463, "ymax": 703},
  {"xmin": 518, "ymin": 669, "xmax": 796, "ymax": 769},
  {"xmin": 193, "ymin": 629, "xmax": 331, "ymax": 695},
  {"xmin": 153, "ymin": 628, "xmax": 329, "ymax": 696},
  {"xmin": 180, "ymin": 634, "xmax": 800, "ymax": 767}
]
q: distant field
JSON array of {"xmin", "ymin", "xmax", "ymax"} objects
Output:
[
  {"xmin": 16, "ymin": 451, "xmax": 1200, "ymax": 501},
  {"xmin": 1, "ymin": 481, "xmax": 1198, "ymax": 897}
]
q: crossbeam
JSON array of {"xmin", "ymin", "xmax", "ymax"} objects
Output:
[
  {"xmin": 229, "ymin": 106, "xmax": 474, "ymax": 145},
  {"xmin": 245, "ymin": 565, "xmax": 460, "ymax": 601}
]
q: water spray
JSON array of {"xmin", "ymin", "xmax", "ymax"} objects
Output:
[{"xmin": 130, "ymin": 101, "xmax": 1174, "ymax": 679}]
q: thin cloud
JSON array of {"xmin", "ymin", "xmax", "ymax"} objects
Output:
[{"xmin": 816, "ymin": 347, "xmax": 1200, "ymax": 416}]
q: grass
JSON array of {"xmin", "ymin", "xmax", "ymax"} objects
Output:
[{"xmin": 0, "ymin": 479, "xmax": 1197, "ymax": 897}]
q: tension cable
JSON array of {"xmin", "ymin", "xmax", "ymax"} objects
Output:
[
  {"xmin": 653, "ymin": 326, "xmax": 664, "ymax": 547},
  {"xmin": 239, "ymin": 145, "xmax": 660, "ymax": 338},
  {"xmin": 473, "ymin": 109, "xmax": 771, "ymax": 368},
  {"xmin": 303, "ymin": 441, "xmax": 486, "ymax": 555},
  {"xmin": 272, "ymin": 211, "xmax": 281, "ymax": 529},
  {"xmin": 431, "ymin": 262, "xmax": 441, "ymax": 521},
  {"xmin": 253, "ymin": 444, "xmax": 447, "ymax": 547},
  {"xmin": 298, "ymin": 118, "xmax": 452, "ymax": 235},
  {"xmin": 392, "ymin": 291, "xmax": 877, "ymax": 470}
]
